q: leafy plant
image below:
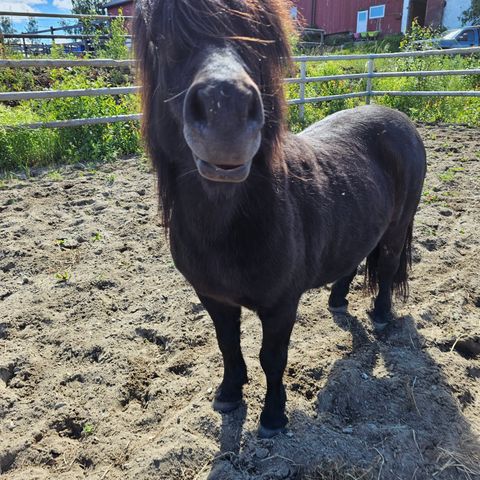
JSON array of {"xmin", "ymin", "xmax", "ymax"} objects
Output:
[
  {"xmin": 81, "ymin": 423, "xmax": 95, "ymax": 436},
  {"xmin": 55, "ymin": 271, "xmax": 71, "ymax": 283}
]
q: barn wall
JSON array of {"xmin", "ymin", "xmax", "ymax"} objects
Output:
[
  {"xmin": 294, "ymin": 0, "xmax": 315, "ymax": 26},
  {"xmin": 294, "ymin": 0, "xmax": 404, "ymax": 34},
  {"xmin": 106, "ymin": 2, "xmax": 134, "ymax": 33},
  {"xmin": 425, "ymin": 0, "xmax": 445, "ymax": 27}
]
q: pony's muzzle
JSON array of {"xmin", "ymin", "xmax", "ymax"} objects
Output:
[{"xmin": 183, "ymin": 76, "xmax": 264, "ymax": 183}]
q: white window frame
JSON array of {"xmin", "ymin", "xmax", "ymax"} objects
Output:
[{"xmin": 369, "ymin": 5, "xmax": 385, "ymax": 19}]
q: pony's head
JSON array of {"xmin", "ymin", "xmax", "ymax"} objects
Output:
[{"xmin": 135, "ymin": 0, "xmax": 293, "ymax": 223}]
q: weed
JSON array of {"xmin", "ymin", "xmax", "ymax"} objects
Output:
[
  {"xmin": 47, "ymin": 170, "xmax": 63, "ymax": 181},
  {"xmin": 81, "ymin": 423, "xmax": 95, "ymax": 436},
  {"xmin": 55, "ymin": 271, "xmax": 71, "ymax": 283},
  {"xmin": 91, "ymin": 232, "xmax": 102, "ymax": 242},
  {"xmin": 423, "ymin": 190, "xmax": 441, "ymax": 204},
  {"xmin": 439, "ymin": 166, "xmax": 465, "ymax": 183}
]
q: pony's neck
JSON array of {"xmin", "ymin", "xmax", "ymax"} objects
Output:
[{"xmin": 173, "ymin": 151, "xmax": 281, "ymax": 240}]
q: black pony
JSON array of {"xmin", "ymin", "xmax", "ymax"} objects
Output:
[{"xmin": 135, "ymin": 0, "xmax": 426, "ymax": 438}]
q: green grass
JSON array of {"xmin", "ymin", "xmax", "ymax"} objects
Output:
[{"xmin": 438, "ymin": 166, "xmax": 465, "ymax": 183}]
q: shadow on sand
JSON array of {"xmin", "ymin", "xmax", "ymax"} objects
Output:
[{"xmin": 207, "ymin": 312, "xmax": 480, "ymax": 480}]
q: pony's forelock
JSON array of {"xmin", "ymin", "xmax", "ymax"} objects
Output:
[{"xmin": 135, "ymin": 0, "xmax": 294, "ymax": 229}]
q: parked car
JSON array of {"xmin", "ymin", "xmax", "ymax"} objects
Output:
[{"xmin": 413, "ymin": 26, "xmax": 480, "ymax": 49}]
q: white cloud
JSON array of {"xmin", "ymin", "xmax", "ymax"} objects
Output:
[
  {"xmin": 52, "ymin": 0, "xmax": 72, "ymax": 11},
  {"xmin": 0, "ymin": 0, "xmax": 48, "ymax": 13}
]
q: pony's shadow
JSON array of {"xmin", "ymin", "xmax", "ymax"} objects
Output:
[
  {"xmin": 207, "ymin": 403, "xmax": 247, "ymax": 479},
  {"xmin": 207, "ymin": 310, "xmax": 479, "ymax": 479}
]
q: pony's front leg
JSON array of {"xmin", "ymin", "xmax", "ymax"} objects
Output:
[
  {"xmin": 198, "ymin": 295, "xmax": 248, "ymax": 412},
  {"xmin": 257, "ymin": 297, "xmax": 299, "ymax": 438}
]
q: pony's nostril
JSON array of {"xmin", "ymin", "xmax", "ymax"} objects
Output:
[{"xmin": 185, "ymin": 86, "xmax": 209, "ymax": 126}]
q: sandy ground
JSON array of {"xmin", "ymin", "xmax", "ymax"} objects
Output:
[{"xmin": 0, "ymin": 125, "xmax": 479, "ymax": 480}]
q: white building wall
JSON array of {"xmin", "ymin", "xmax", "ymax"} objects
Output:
[
  {"xmin": 443, "ymin": 0, "xmax": 471, "ymax": 29},
  {"xmin": 401, "ymin": 0, "xmax": 410, "ymax": 33}
]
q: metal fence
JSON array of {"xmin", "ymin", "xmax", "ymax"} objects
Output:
[
  {"xmin": 0, "ymin": 10, "xmax": 133, "ymax": 58},
  {"xmin": 290, "ymin": 46, "xmax": 480, "ymax": 119},
  {"xmin": 0, "ymin": 46, "xmax": 479, "ymax": 128}
]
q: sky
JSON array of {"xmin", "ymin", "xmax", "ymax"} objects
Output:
[{"xmin": 0, "ymin": 0, "xmax": 75, "ymax": 33}]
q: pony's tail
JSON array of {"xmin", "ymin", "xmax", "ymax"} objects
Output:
[{"xmin": 365, "ymin": 223, "xmax": 413, "ymax": 301}]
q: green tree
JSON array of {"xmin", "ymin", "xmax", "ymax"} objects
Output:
[
  {"xmin": 25, "ymin": 17, "xmax": 38, "ymax": 33},
  {"xmin": 71, "ymin": 0, "xmax": 104, "ymax": 15},
  {"xmin": 71, "ymin": 0, "xmax": 106, "ymax": 38},
  {"xmin": 100, "ymin": 14, "xmax": 128, "ymax": 59},
  {"xmin": 0, "ymin": 16, "xmax": 15, "ymax": 34},
  {"xmin": 461, "ymin": 0, "xmax": 480, "ymax": 25},
  {"xmin": 25, "ymin": 17, "xmax": 39, "ymax": 44}
]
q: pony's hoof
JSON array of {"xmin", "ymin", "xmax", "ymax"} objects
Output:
[
  {"xmin": 373, "ymin": 321, "xmax": 389, "ymax": 332},
  {"xmin": 257, "ymin": 424, "xmax": 287, "ymax": 439},
  {"xmin": 213, "ymin": 398, "xmax": 242, "ymax": 413},
  {"xmin": 328, "ymin": 304, "xmax": 348, "ymax": 314},
  {"xmin": 368, "ymin": 310, "xmax": 394, "ymax": 332}
]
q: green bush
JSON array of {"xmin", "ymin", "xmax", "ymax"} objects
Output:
[{"xmin": 0, "ymin": 67, "xmax": 141, "ymax": 172}]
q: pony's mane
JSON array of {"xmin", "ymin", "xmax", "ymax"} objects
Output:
[{"xmin": 134, "ymin": 0, "xmax": 294, "ymax": 229}]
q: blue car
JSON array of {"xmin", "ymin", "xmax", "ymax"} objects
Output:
[{"xmin": 414, "ymin": 26, "xmax": 480, "ymax": 49}]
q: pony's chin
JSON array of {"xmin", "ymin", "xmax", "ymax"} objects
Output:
[{"xmin": 194, "ymin": 156, "xmax": 252, "ymax": 183}]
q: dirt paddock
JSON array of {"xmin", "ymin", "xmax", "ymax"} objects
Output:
[{"xmin": 0, "ymin": 125, "xmax": 479, "ymax": 480}]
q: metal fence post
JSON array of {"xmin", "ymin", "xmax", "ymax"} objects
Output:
[
  {"xmin": 366, "ymin": 57, "xmax": 374, "ymax": 105},
  {"xmin": 299, "ymin": 60, "xmax": 306, "ymax": 121}
]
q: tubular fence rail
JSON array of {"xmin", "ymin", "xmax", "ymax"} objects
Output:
[
  {"xmin": 0, "ymin": 10, "xmax": 133, "ymax": 59},
  {"xmin": 0, "ymin": 11, "xmax": 134, "ymax": 20},
  {"xmin": 0, "ymin": 46, "xmax": 479, "ymax": 128}
]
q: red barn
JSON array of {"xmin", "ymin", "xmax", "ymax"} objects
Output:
[
  {"xmin": 293, "ymin": 0, "xmax": 453, "ymax": 35},
  {"xmin": 102, "ymin": 0, "xmax": 135, "ymax": 33}
]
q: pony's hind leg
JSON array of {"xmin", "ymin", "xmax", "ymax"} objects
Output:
[
  {"xmin": 198, "ymin": 294, "xmax": 248, "ymax": 412},
  {"xmin": 367, "ymin": 223, "xmax": 413, "ymax": 329},
  {"xmin": 328, "ymin": 268, "xmax": 358, "ymax": 313}
]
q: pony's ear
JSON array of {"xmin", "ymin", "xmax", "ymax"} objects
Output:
[{"xmin": 134, "ymin": 0, "xmax": 155, "ymax": 77}]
